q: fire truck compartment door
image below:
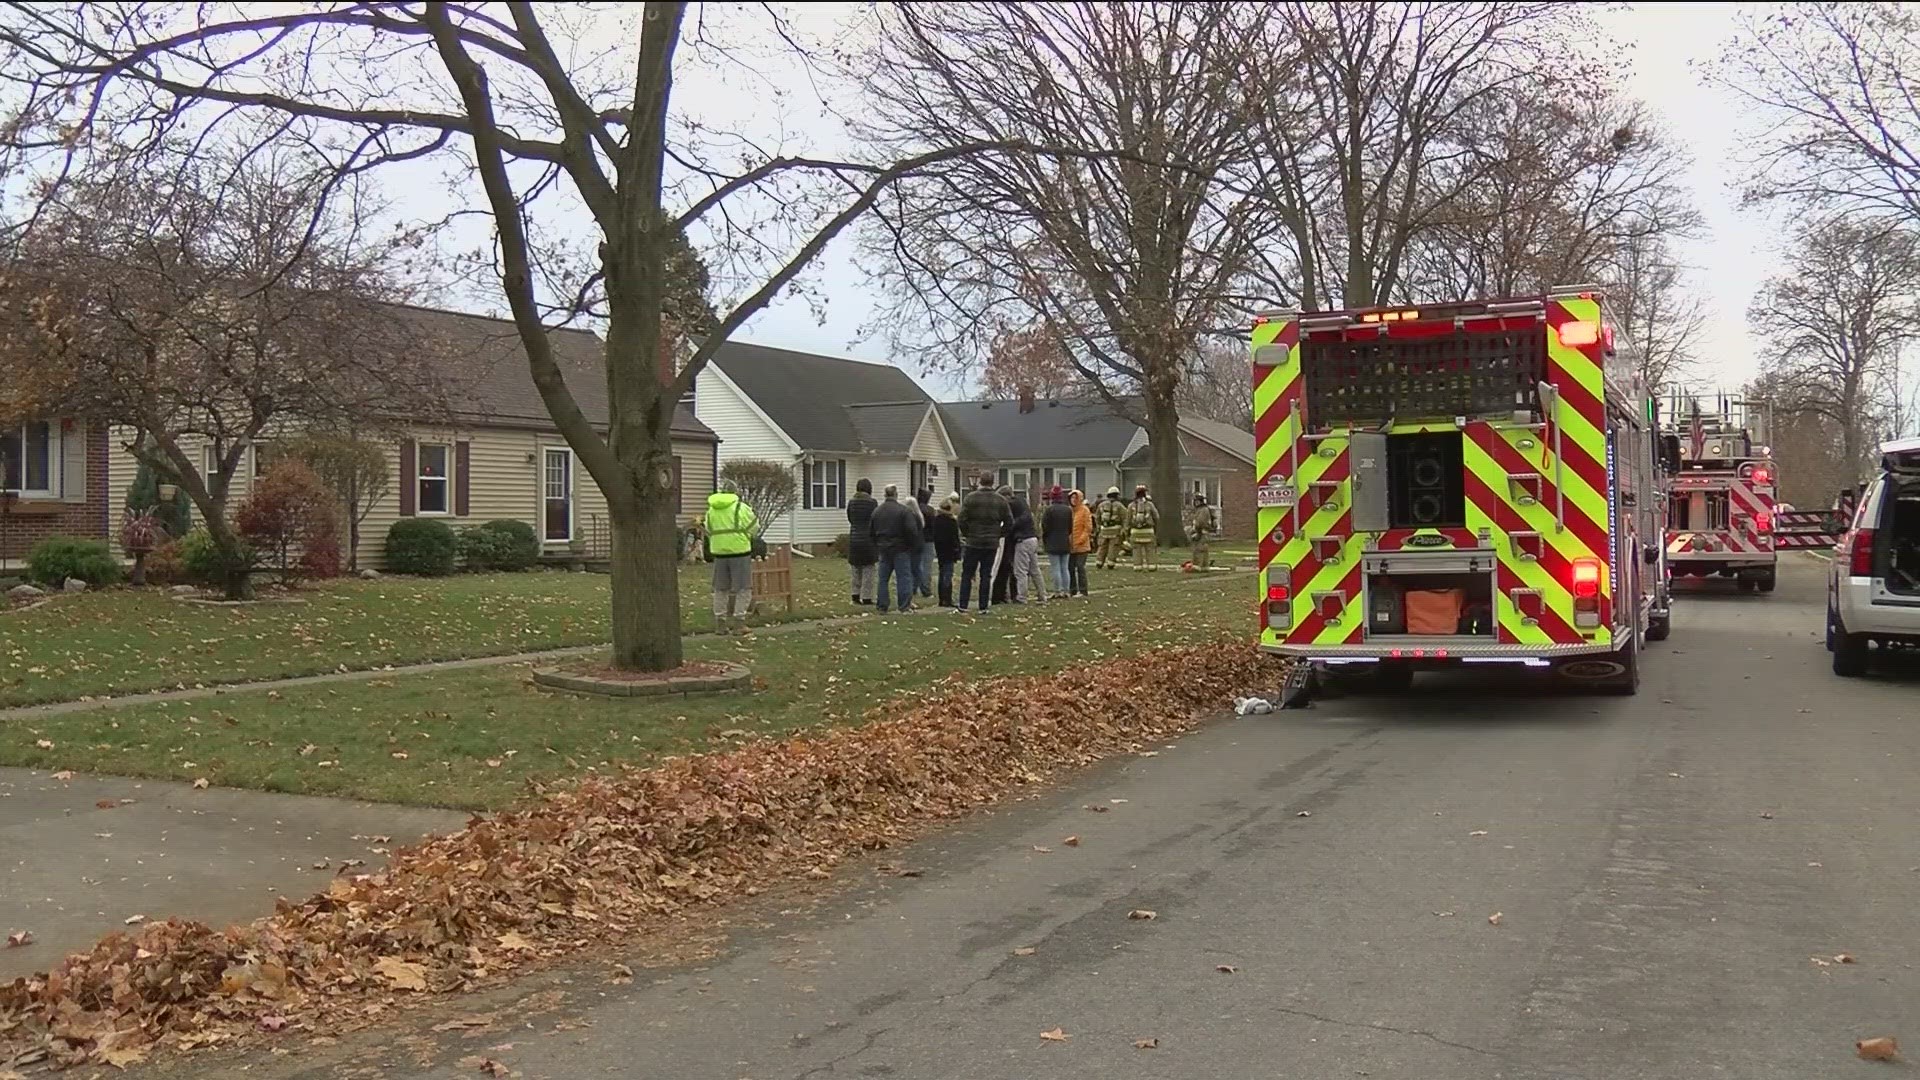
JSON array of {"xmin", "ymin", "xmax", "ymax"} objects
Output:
[{"xmin": 1349, "ymin": 431, "xmax": 1390, "ymax": 533}]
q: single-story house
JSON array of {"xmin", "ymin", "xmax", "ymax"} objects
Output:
[
  {"xmin": 935, "ymin": 393, "xmax": 1258, "ymax": 538},
  {"xmin": 694, "ymin": 341, "xmax": 981, "ymax": 547},
  {"xmin": 2, "ymin": 301, "xmax": 718, "ymax": 570}
]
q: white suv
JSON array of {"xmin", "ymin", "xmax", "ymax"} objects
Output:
[{"xmin": 1828, "ymin": 436, "xmax": 1920, "ymax": 676}]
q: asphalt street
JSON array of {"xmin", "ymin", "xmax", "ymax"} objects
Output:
[{"xmin": 213, "ymin": 553, "xmax": 1920, "ymax": 1080}]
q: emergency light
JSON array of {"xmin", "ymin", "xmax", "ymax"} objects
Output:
[
  {"xmin": 1570, "ymin": 559, "xmax": 1601, "ymax": 600},
  {"xmin": 1555, "ymin": 320, "xmax": 1601, "ymax": 347}
]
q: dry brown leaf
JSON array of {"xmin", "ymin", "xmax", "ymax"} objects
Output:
[
  {"xmin": 374, "ymin": 956, "xmax": 429, "ymax": 991},
  {"xmin": 1085, "ymin": 804, "xmax": 1110, "ymax": 814},
  {"xmin": 191, "ymin": 777, "xmax": 210, "ymax": 790},
  {"xmin": 1468, "ymin": 830, "xmax": 1488, "ymax": 837},
  {"xmin": 1857, "ymin": 1037, "xmax": 1899, "ymax": 1062},
  {"xmin": 1040, "ymin": 1027, "xmax": 1070, "ymax": 1042},
  {"xmin": 1836, "ymin": 953, "xmax": 1856, "ymax": 964},
  {"xmin": 95, "ymin": 798, "xmax": 115, "ymax": 809},
  {"xmin": 1062, "ymin": 835, "xmax": 1081, "ymax": 847},
  {"xmin": 51, "ymin": 770, "xmax": 74, "ymax": 781},
  {"xmin": 1133, "ymin": 1037, "xmax": 1159, "ymax": 1049},
  {"xmin": 497, "ymin": 931, "xmax": 535, "ymax": 952},
  {"xmin": 433, "ymin": 1014, "xmax": 498, "ymax": 1033},
  {"xmin": 33, "ymin": 739, "xmax": 53, "ymax": 750},
  {"xmin": 100, "ymin": 1044, "xmax": 148, "ymax": 1069},
  {"xmin": 1810, "ymin": 956, "xmax": 1833, "ymax": 967},
  {"xmin": 1012, "ymin": 947, "xmax": 1037, "ymax": 957},
  {"xmin": 1216, "ymin": 964, "xmax": 1239, "ymax": 974},
  {"xmin": 1759, "ymin": 811, "xmax": 1774, "ymax": 820},
  {"xmin": 609, "ymin": 963, "xmax": 634, "ymax": 984},
  {"xmin": 1031, "ymin": 845, "xmax": 1052, "ymax": 854},
  {"xmin": 4, "ymin": 930, "xmax": 30, "ymax": 948},
  {"xmin": 1296, "ymin": 810, "xmax": 1312, "ymax": 818},
  {"xmin": 1127, "ymin": 909, "xmax": 1158, "ymax": 921},
  {"xmin": 123, "ymin": 914, "xmax": 146, "ymax": 925},
  {"xmin": 1487, "ymin": 912, "xmax": 1503, "ymax": 926}
]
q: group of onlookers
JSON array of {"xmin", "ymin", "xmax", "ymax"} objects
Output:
[
  {"xmin": 844, "ymin": 472, "xmax": 1215, "ymax": 615},
  {"xmin": 707, "ymin": 469, "xmax": 1220, "ymax": 631}
]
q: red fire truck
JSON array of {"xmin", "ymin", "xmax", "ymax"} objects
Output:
[{"xmin": 1663, "ymin": 393, "xmax": 1777, "ymax": 592}]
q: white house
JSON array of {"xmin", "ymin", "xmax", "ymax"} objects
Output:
[{"xmin": 693, "ymin": 342, "xmax": 977, "ymax": 547}]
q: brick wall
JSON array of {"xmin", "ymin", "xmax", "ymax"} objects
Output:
[
  {"xmin": 1183, "ymin": 436, "xmax": 1255, "ymax": 539},
  {"xmin": 0, "ymin": 423, "xmax": 111, "ymax": 567}
]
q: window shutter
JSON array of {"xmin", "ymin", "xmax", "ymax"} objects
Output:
[
  {"xmin": 398, "ymin": 439, "xmax": 416, "ymax": 516},
  {"xmin": 454, "ymin": 441, "xmax": 471, "ymax": 517},
  {"xmin": 836, "ymin": 460, "xmax": 846, "ymax": 508},
  {"xmin": 61, "ymin": 419, "xmax": 87, "ymax": 504},
  {"xmin": 1075, "ymin": 466, "xmax": 1086, "ymax": 494},
  {"xmin": 802, "ymin": 460, "xmax": 812, "ymax": 510}
]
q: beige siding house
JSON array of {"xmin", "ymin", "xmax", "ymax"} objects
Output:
[{"xmin": 104, "ymin": 302, "xmax": 717, "ymax": 568}]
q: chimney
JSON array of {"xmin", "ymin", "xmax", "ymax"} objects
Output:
[{"xmin": 1018, "ymin": 384, "xmax": 1035, "ymax": 414}]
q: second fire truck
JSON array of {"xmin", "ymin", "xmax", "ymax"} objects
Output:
[
  {"xmin": 1253, "ymin": 285, "xmax": 1673, "ymax": 695},
  {"xmin": 1662, "ymin": 393, "xmax": 1778, "ymax": 593}
]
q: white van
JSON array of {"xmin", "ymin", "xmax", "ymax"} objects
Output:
[{"xmin": 1828, "ymin": 436, "xmax": 1920, "ymax": 676}]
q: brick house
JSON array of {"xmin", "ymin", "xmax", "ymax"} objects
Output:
[{"xmin": 1, "ymin": 419, "xmax": 111, "ymax": 571}]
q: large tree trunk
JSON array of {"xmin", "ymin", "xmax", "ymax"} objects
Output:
[
  {"xmin": 606, "ymin": 433, "xmax": 685, "ymax": 671},
  {"xmin": 1145, "ymin": 379, "xmax": 1187, "ymax": 547}
]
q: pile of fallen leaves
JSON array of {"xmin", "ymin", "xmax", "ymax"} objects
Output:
[{"xmin": 1, "ymin": 639, "xmax": 1278, "ymax": 1069}]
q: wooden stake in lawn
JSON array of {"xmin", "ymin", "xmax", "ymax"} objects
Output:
[{"xmin": 0, "ymin": 1, "xmax": 1069, "ymax": 670}]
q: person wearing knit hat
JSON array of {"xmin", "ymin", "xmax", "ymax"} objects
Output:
[{"xmin": 1040, "ymin": 485, "xmax": 1076, "ymax": 595}]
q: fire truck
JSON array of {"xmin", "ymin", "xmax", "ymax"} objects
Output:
[
  {"xmin": 1661, "ymin": 393, "xmax": 1777, "ymax": 592},
  {"xmin": 1253, "ymin": 286, "xmax": 1671, "ymax": 695}
]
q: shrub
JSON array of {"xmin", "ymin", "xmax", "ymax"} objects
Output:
[
  {"xmin": 828, "ymin": 532, "xmax": 850, "ymax": 558},
  {"xmin": 125, "ymin": 460, "xmax": 192, "ymax": 539},
  {"xmin": 144, "ymin": 540, "xmax": 188, "ymax": 586},
  {"xmin": 236, "ymin": 460, "xmax": 342, "ymax": 585},
  {"xmin": 385, "ymin": 518, "xmax": 457, "ymax": 576},
  {"xmin": 177, "ymin": 528, "xmax": 242, "ymax": 586},
  {"xmin": 26, "ymin": 537, "xmax": 123, "ymax": 587},
  {"xmin": 458, "ymin": 518, "xmax": 540, "ymax": 571}
]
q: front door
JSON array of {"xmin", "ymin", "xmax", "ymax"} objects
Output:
[{"xmin": 543, "ymin": 447, "xmax": 572, "ymax": 542}]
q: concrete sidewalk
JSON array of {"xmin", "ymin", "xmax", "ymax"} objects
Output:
[{"xmin": 0, "ymin": 768, "xmax": 465, "ymax": 980}]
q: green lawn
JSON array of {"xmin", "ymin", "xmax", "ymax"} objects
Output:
[
  {"xmin": 0, "ymin": 557, "xmax": 865, "ymax": 707},
  {"xmin": 0, "ymin": 572, "xmax": 1253, "ymax": 808}
]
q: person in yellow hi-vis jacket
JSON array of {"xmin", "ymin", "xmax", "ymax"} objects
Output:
[
  {"xmin": 703, "ymin": 481, "xmax": 759, "ymax": 635},
  {"xmin": 1127, "ymin": 485, "xmax": 1160, "ymax": 570}
]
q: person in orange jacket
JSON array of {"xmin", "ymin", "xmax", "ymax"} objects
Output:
[{"xmin": 1067, "ymin": 488, "xmax": 1093, "ymax": 596}]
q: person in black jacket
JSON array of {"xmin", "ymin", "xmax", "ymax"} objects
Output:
[
  {"xmin": 869, "ymin": 483, "xmax": 922, "ymax": 614},
  {"xmin": 930, "ymin": 495, "xmax": 963, "ymax": 608},
  {"xmin": 957, "ymin": 473, "xmax": 1012, "ymax": 614},
  {"xmin": 914, "ymin": 488, "xmax": 937, "ymax": 599},
  {"xmin": 1040, "ymin": 485, "xmax": 1075, "ymax": 595},
  {"xmin": 991, "ymin": 484, "xmax": 1021, "ymax": 604},
  {"xmin": 845, "ymin": 478, "xmax": 877, "ymax": 605},
  {"xmin": 999, "ymin": 485, "xmax": 1048, "ymax": 603}
]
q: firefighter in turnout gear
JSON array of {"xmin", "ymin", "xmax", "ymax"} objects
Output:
[
  {"xmin": 1095, "ymin": 486, "xmax": 1130, "ymax": 569},
  {"xmin": 1185, "ymin": 491, "xmax": 1218, "ymax": 571},
  {"xmin": 1129, "ymin": 485, "xmax": 1160, "ymax": 570}
]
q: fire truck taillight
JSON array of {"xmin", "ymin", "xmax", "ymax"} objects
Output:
[
  {"xmin": 1556, "ymin": 320, "xmax": 1601, "ymax": 347},
  {"xmin": 1755, "ymin": 511, "xmax": 1773, "ymax": 533},
  {"xmin": 1570, "ymin": 558, "xmax": 1602, "ymax": 628},
  {"xmin": 1752, "ymin": 467, "xmax": 1772, "ymax": 484},
  {"xmin": 1265, "ymin": 582, "xmax": 1291, "ymax": 629}
]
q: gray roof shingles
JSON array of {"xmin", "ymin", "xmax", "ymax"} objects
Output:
[
  {"xmin": 388, "ymin": 301, "xmax": 713, "ymax": 439},
  {"xmin": 710, "ymin": 341, "xmax": 932, "ymax": 452},
  {"xmin": 844, "ymin": 401, "xmax": 932, "ymax": 454},
  {"xmin": 936, "ymin": 399, "xmax": 1140, "ymax": 462}
]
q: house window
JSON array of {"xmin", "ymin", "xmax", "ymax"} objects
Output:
[
  {"xmin": 252, "ymin": 441, "xmax": 275, "ymax": 478},
  {"xmin": 1, "ymin": 421, "xmax": 58, "ymax": 496},
  {"xmin": 417, "ymin": 442, "xmax": 451, "ymax": 514},
  {"xmin": 202, "ymin": 443, "xmax": 219, "ymax": 482},
  {"xmin": 996, "ymin": 467, "xmax": 1010, "ymax": 487},
  {"xmin": 807, "ymin": 458, "xmax": 844, "ymax": 509}
]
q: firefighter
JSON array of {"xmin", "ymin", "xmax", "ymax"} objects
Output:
[
  {"xmin": 1128, "ymin": 485, "xmax": 1160, "ymax": 570},
  {"xmin": 1185, "ymin": 491, "xmax": 1217, "ymax": 571},
  {"xmin": 1095, "ymin": 486, "xmax": 1130, "ymax": 569}
]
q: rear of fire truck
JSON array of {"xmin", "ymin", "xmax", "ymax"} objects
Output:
[
  {"xmin": 1662, "ymin": 395, "xmax": 1778, "ymax": 592},
  {"xmin": 1252, "ymin": 287, "xmax": 1668, "ymax": 695}
]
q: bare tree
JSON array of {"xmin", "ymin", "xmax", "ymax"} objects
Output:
[
  {"xmin": 0, "ymin": 148, "xmax": 437, "ymax": 598},
  {"xmin": 1718, "ymin": 3, "xmax": 1920, "ymax": 224},
  {"xmin": 1177, "ymin": 340, "xmax": 1255, "ymax": 433},
  {"xmin": 1602, "ymin": 231, "xmax": 1707, "ymax": 392},
  {"xmin": 1249, "ymin": 2, "xmax": 1603, "ymax": 309},
  {"xmin": 1748, "ymin": 219, "xmax": 1920, "ymax": 479},
  {"xmin": 0, "ymin": 2, "xmax": 1053, "ymax": 670},
  {"xmin": 862, "ymin": 2, "xmax": 1277, "ymax": 543},
  {"xmin": 1398, "ymin": 88, "xmax": 1699, "ymax": 303},
  {"xmin": 980, "ymin": 326, "xmax": 1082, "ymax": 402}
]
